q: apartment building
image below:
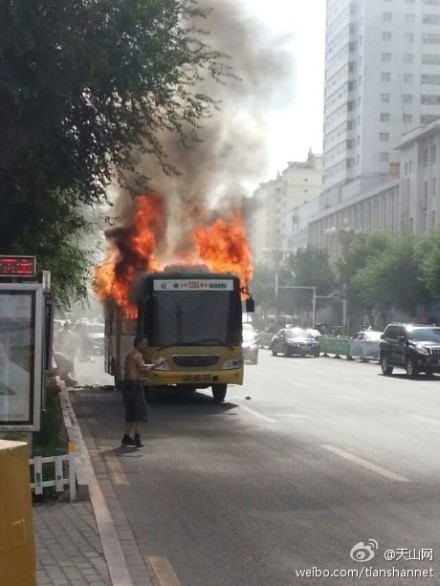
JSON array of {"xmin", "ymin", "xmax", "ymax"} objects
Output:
[
  {"xmin": 247, "ymin": 151, "xmax": 322, "ymax": 266},
  {"xmin": 323, "ymin": 0, "xmax": 440, "ymax": 206}
]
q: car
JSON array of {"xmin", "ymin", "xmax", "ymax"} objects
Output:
[
  {"xmin": 379, "ymin": 322, "xmax": 440, "ymax": 377},
  {"xmin": 87, "ymin": 322, "xmax": 105, "ymax": 355},
  {"xmin": 349, "ymin": 329, "xmax": 382, "ymax": 361},
  {"xmin": 271, "ymin": 327, "xmax": 320, "ymax": 357},
  {"xmin": 242, "ymin": 327, "xmax": 259, "ymax": 364}
]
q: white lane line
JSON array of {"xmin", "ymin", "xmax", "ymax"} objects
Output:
[
  {"xmin": 340, "ymin": 395, "xmax": 364, "ymax": 402},
  {"xmin": 147, "ymin": 556, "xmax": 181, "ymax": 586},
  {"xmin": 275, "ymin": 414, "xmax": 311, "ymax": 418},
  {"xmin": 240, "ymin": 405, "xmax": 277, "ymax": 424},
  {"xmin": 322, "ymin": 445, "xmax": 411, "ymax": 483},
  {"xmin": 412, "ymin": 414, "xmax": 440, "ymax": 427}
]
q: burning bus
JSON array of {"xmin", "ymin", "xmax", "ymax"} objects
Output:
[
  {"xmin": 105, "ymin": 270, "xmax": 254, "ymax": 402},
  {"xmin": 94, "ymin": 194, "xmax": 254, "ymax": 403}
]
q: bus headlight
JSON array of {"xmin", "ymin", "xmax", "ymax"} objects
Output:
[{"xmin": 222, "ymin": 358, "xmax": 244, "ymax": 369}]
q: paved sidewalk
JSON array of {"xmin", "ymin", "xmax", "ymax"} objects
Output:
[{"xmin": 34, "ymin": 501, "xmax": 111, "ymax": 586}]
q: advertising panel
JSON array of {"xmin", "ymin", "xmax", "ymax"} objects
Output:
[{"xmin": 0, "ymin": 284, "xmax": 43, "ymax": 431}]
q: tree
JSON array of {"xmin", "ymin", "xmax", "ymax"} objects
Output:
[
  {"xmin": 352, "ymin": 231, "xmax": 431, "ymax": 325},
  {"xmin": 419, "ymin": 228, "xmax": 440, "ymax": 300},
  {"xmin": 249, "ymin": 264, "xmax": 276, "ymax": 315},
  {"xmin": 0, "ymin": 0, "xmax": 229, "ymax": 305}
]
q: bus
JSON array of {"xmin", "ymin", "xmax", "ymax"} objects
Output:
[{"xmin": 105, "ymin": 271, "xmax": 254, "ymax": 402}]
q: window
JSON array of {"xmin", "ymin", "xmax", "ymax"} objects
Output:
[
  {"xmin": 423, "ymin": 14, "xmax": 440, "ymax": 24},
  {"xmin": 383, "ymin": 12, "xmax": 392, "ymax": 21},
  {"xmin": 403, "ymin": 114, "xmax": 413, "ymax": 123},
  {"xmin": 421, "ymin": 114, "xmax": 440, "ymax": 124},
  {"xmin": 403, "ymin": 94, "xmax": 413, "ymax": 103},
  {"xmin": 382, "ymin": 32, "xmax": 392, "ymax": 41},
  {"xmin": 423, "ymin": 34, "xmax": 440, "ymax": 44},
  {"xmin": 381, "ymin": 93, "xmax": 390, "ymax": 102},
  {"xmin": 431, "ymin": 144, "xmax": 437, "ymax": 163},
  {"xmin": 422, "ymin": 74, "xmax": 440, "ymax": 84},
  {"xmin": 421, "ymin": 95, "xmax": 440, "ymax": 105},
  {"xmin": 424, "ymin": 149, "xmax": 429, "ymax": 167},
  {"xmin": 382, "ymin": 53, "xmax": 391, "ymax": 62},
  {"xmin": 381, "ymin": 72, "xmax": 391, "ymax": 81},
  {"xmin": 403, "ymin": 73, "xmax": 414, "ymax": 83},
  {"xmin": 404, "ymin": 53, "xmax": 414, "ymax": 63},
  {"xmin": 380, "ymin": 152, "xmax": 389, "ymax": 162},
  {"xmin": 405, "ymin": 14, "xmax": 415, "ymax": 22},
  {"xmin": 380, "ymin": 132, "xmax": 390, "ymax": 141},
  {"xmin": 433, "ymin": 177, "xmax": 437, "ymax": 196},
  {"xmin": 380, "ymin": 112, "xmax": 390, "ymax": 121},
  {"xmin": 404, "ymin": 33, "xmax": 414, "ymax": 43},
  {"xmin": 423, "ymin": 54, "xmax": 440, "ymax": 64}
]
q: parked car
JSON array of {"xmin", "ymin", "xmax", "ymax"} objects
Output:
[
  {"xmin": 242, "ymin": 327, "xmax": 259, "ymax": 364},
  {"xmin": 379, "ymin": 322, "xmax": 440, "ymax": 377},
  {"xmin": 271, "ymin": 328, "xmax": 320, "ymax": 357},
  {"xmin": 349, "ymin": 329, "xmax": 382, "ymax": 361}
]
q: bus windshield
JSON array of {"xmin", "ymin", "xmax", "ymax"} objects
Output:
[{"xmin": 150, "ymin": 290, "xmax": 241, "ymax": 347}]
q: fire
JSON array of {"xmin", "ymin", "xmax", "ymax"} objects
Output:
[
  {"xmin": 192, "ymin": 211, "xmax": 253, "ymax": 296},
  {"xmin": 93, "ymin": 194, "xmax": 164, "ymax": 318},
  {"xmin": 94, "ymin": 193, "xmax": 253, "ymax": 317}
]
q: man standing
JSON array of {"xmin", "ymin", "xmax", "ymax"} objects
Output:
[{"xmin": 121, "ymin": 336, "xmax": 165, "ymax": 448}]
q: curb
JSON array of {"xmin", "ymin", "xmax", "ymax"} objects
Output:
[{"xmin": 60, "ymin": 387, "xmax": 136, "ymax": 586}]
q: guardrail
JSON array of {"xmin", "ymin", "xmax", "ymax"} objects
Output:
[
  {"xmin": 29, "ymin": 442, "xmax": 77, "ymax": 501},
  {"xmin": 319, "ymin": 336, "xmax": 352, "ymax": 359}
]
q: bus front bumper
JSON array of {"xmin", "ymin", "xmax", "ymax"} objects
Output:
[{"xmin": 146, "ymin": 369, "xmax": 243, "ymax": 387}]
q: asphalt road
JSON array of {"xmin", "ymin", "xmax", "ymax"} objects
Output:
[{"xmin": 72, "ymin": 351, "xmax": 440, "ymax": 585}]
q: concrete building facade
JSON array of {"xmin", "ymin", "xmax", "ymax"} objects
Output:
[
  {"xmin": 248, "ymin": 152, "xmax": 322, "ymax": 267},
  {"xmin": 323, "ymin": 0, "xmax": 440, "ymax": 201}
]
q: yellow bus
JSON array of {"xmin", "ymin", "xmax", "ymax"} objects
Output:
[{"xmin": 105, "ymin": 271, "xmax": 254, "ymax": 402}]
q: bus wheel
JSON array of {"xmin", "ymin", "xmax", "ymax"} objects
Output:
[{"xmin": 212, "ymin": 384, "xmax": 227, "ymax": 403}]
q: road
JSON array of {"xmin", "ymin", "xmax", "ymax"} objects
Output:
[{"xmin": 71, "ymin": 351, "xmax": 440, "ymax": 585}]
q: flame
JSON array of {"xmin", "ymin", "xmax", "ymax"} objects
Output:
[
  {"xmin": 94, "ymin": 193, "xmax": 253, "ymax": 317},
  {"xmin": 93, "ymin": 194, "xmax": 163, "ymax": 318},
  {"xmin": 193, "ymin": 211, "xmax": 253, "ymax": 296}
]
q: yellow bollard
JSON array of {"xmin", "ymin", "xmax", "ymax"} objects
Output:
[{"xmin": 0, "ymin": 440, "xmax": 36, "ymax": 586}]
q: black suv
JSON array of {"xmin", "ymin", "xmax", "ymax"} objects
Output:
[{"xmin": 379, "ymin": 323, "xmax": 440, "ymax": 377}]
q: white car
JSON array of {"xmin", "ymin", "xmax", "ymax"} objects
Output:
[{"xmin": 349, "ymin": 329, "xmax": 382, "ymax": 361}]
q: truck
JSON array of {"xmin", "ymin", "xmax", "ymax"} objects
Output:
[{"xmin": 105, "ymin": 270, "xmax": 254, "ymax": 402}]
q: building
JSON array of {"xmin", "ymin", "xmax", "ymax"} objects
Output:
[
  {"xmin": 247, "ymin": 151, "xmax": 322, "ymax": 266},
  {"xmin": 323, "ymin": 0, "xmax": 440, "ymax": 203}
]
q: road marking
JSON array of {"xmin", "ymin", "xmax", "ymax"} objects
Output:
[
  {"xmin": 322, "ymin": 445, "xmax": 410, "ymax": 482},
  {"xmin": 412, "ymin": 414, "xmax": 440, "ymax": 427},
  {"xmin": 289, "ymin": 381, "xmax": 308, "ymax": 388},
  {"xmin": 340, "ymin": 395, "xmax": 364, "ymax": 402},
  {"xmin": 147, "ymin": 556, "xmax": 181, "ymax": 586},
  {"xmin": 240, "ymin": 405, "xmax": 277, "ymax": 424},
  {"xmin": 275, "ymin": 413, "xmax": 311, "ymax": 418},
  {"xmin": 104, "ymin": 456, "xmax": 129, "ymax": 486}
]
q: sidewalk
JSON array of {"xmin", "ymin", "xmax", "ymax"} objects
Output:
[
  {"xmin": 34, "ymin": 501, "xmax": 111, "ymax": 586},
  {"xmin": 32, "ymin": 372, "xmax": 153, "ymax": 586}
]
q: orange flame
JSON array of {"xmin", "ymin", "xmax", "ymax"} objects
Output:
[
  {"xmin": 94, "ymin": 193, "xmax": 253, "ymax": 317},
  {"xmin": 193, "ymin": 211, "xmax": 253, "ymax": 296},
  {"xmin": 93, "ymin": 194, "xmax": 163, "ymax": 318}
]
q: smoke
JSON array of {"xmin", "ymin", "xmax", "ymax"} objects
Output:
[{"xmin": 108, "ymin": 0, "xmax": 294, "ymax": 262}]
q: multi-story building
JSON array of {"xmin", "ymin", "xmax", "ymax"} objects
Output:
[
  {"xmin": 247, "ymin": 151, "xmax": 322, "ymax": 266},
  {"xmin": 323, "ymin": 0, "xmax": 440, "ymax": 205}
]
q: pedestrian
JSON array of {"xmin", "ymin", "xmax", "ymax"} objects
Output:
[{"xmin": 121, "ymin": 335, "xmax": 165, "ymax": 448}]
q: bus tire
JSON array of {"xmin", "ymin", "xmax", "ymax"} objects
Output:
[{"xmin": 212, "ymin": 384, "xmax": 227, "ymax": 403}]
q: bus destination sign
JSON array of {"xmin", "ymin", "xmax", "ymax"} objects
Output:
[
  {"xmin": 154, "ymin": 279, "xmax": 233, "ymax": 291},
  {"xmin": 0, "ymin": 256, "xmax": 36, "ymax": 277}
]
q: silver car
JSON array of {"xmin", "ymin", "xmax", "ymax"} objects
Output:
[{"xmin": 349, "ymin": 329, "xmax": 382, "ymax": 361}]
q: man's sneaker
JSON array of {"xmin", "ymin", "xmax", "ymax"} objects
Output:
[
  {"xmin": 133, "ymin": 435, "xmax": 144, "ymax": 448},
  {"xmin": 121, "ymin": 435, "xmax": 135, "ymax": 446}
]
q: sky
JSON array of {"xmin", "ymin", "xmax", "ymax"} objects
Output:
[{"xmin": 240, "ymin": 0, "xmax": 327, "ymax": 181}]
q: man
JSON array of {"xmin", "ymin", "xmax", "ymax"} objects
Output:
[{"xmin": 121, "ymin": 336, "xmax": 165, "ymax": 448}]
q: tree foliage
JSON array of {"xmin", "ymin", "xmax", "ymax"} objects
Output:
[{"xmin": 0, "ymin": 0, "xmax": 229, "ymax": 305}]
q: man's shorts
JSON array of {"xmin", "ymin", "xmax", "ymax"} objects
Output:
[{"xmin": 120, "ymin": 380, "xmax": 149, "ymax": 423}]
